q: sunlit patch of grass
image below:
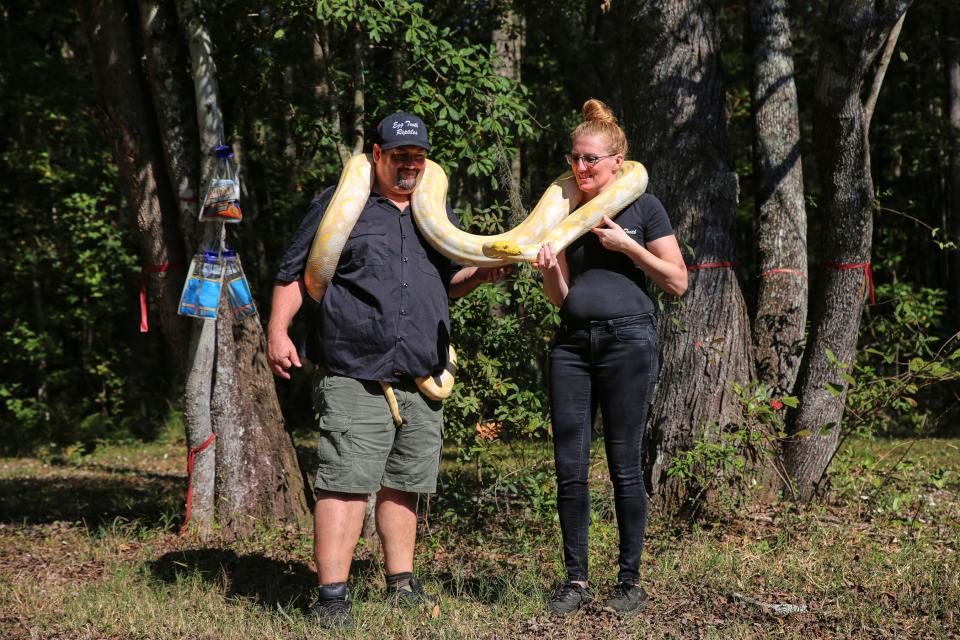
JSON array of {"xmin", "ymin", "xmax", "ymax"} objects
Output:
[{"xmin": 1, "ymin": 436, "xmax": 958, "ymax": 639}]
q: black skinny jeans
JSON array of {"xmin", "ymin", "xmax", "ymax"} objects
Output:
[{"xmin": 549, "ymin": 313, "xmax": 658, "ymax": 585}]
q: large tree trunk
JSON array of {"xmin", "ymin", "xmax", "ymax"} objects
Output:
[
  {"xmin": 212, "ymin": 302, "xmax": 309, "ymax": 534},
  {"xmin": 611, "ymin": 0, "xmax": 754, "ymax": 511},
  {"xmin": 947, "ymin": 2, "xmax": 960, "ymax": 329},
  {"xmin": 783, "ymin": 0, "xmax": 912, "ymax": 501},
  {"xmin": 748, "ymin": 0, "xmax": 808, "ymax": 397},
  {"xmin": 77, "ymin": 0, "xmax": 189, "ymax": 368}
]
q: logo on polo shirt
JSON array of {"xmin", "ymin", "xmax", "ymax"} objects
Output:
[{"xmin": 623, "ymin": 227, "xmax": 638, "ymax": 235}]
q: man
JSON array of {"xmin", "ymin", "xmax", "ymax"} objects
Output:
[{"xmin": 267, "ymin": 112, "xmax": 507, "ymax": 628}]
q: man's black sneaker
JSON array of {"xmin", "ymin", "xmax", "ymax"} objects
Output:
[
  {"xmin": 310, "ymin": 583, "xmax": 355, "ymax": 628},
  {"xmin": 386, "ymin": 575, "xmax": 441, "ymax": 618},
  {"xmin": 602, "ymin": 582, "xmax": 648, "ymax": 615},
  {"xmin": 547, "ymin": 581, "xmax": 593, "ymax": 615}
]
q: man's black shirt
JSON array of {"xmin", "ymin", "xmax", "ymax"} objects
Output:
[{"xmin": 276, "ymin": 187, "xmax": 460, "ymax": 382}]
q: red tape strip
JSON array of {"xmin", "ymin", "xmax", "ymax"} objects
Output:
[
  {"xmin": 180, "ymin": 432, "xmax": 216, "ymax": 535},
  {"xmin": 140, "ymin": 261, "xmax": 185, "ymax": 333},
  {"xmin": 760, "ymin": 267, "xmax": 807, "ymax": 279},
  {"xmin": 686, "ymin": 261, "xmax": 736, "ymax": 271},
  {"xmin": 824, "ymin": 261, "xmax": 875, "ymax": 304}
]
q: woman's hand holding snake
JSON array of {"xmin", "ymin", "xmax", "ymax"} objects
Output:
[{"xmin": 590, "ymin": 215, "xmax": 633, "ymax": 253}]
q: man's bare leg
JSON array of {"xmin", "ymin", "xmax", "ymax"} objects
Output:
[
  {"xmin": 314, "ymin": 491, "xmax": 367, "ymax": 584},
  {"xmin": 375, "ymin": 486, "xmax": 418, "ymax": 575}
]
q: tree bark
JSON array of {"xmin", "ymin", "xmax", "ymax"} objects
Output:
[
  {"xmin": 213, "ymin": 299, "xmax": 309, "ymax": 535},
  {"xmin": 493, "ymin": 3, "xmax": 524, "ymax": 218},
  {"xmin": 748, "ymin": 0, "xmax": 808, "ymax": 397},
  {"xmin": 176, "ymin": 0, "xmax": 308, "ymax": 534},
  {"xmin": 77, "ymin": 0, "xmax": 189, "ymax": 369},
  {"xmin": 611, "ymin": 0, "xmax": 754, "ymax": 511},
  {"xmin": 783, "ymin": 0, "xmax": 913, "ymax": 501},
  {"xmin": 174, "ymin": 0, "xmax": 222, "ymax": 535},
  {"xmin": 946, "ymin": 1, "xmax": 960, "ymax": 329},
  {"xmin": 139, "ymin": 0, "xmax": 202, "ymax": 251}
]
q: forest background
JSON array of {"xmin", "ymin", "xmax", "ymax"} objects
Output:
[{"xmin": 1, "ymin": 0, "xmax": 959, "ymax": 637}]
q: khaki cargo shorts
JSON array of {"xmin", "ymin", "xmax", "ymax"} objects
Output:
[{"xmin": 312, "ymin": 372, "xmax": 444, "ymax": 494}]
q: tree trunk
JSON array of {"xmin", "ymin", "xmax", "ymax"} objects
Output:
[
  {"xmin": 174, "ymin": 0, "xmax": 223, "ymax": 535},
  {"xmin": 492, "ymin": 4, "xmax": 524, "ymax": 219},
  {"xmin": 138, "ymin": 0, "xmax": 202, "ymax": 251},
  {"xmin": 77, "ymin": 0, "xmax": 189, "ymax": 368},
  {"xmin": 748, "ymin": 0, "xmax": 808, "ymax": 397},
  {"xmin": 611, "ymin": 0, "xmax": 754, "ymax": 511},
  {"xmin": 176, "ymin": 0, "xmax": 308, "ymax": 534},
  {"xmin": 783, "ymin": 0, "xmax": 913, "ymax": 501},
  {"xmin": 946, "ymin": 2, "xmax": 960, "ymax": 329},
  {"xmin": 213, "ymin": 301, "xmax": 309, "ymax": 535}
]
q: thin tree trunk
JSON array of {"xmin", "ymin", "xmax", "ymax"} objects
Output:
[
  {"xmin": 77, "ymin": 0, "xmax": 189, "ymax": 369},
  {"xmin": 611, "ymin": 0, "xmax": 754, "ymax": 511},
  {"xmin": 946, "ymin": 2, "xmax": 960, "ymax": 329},
  {"xmin": 748, "ymin": 0, "xmax": 808, "ymax": 397},
  {"xmin": 314, "ymin": 26, "xmax": 351, "ymax": 166},
  {"xmin": 864, "ymin": 13, "xmax": 906, "ymax": 132},
  {"xmin": 493, "ymin": 4, "xmax": 524, "ymax": 219},
  {"xmin": 139, "ymin": 0, "xmax": 201, "ymax": 251},
  {"xmin": 783, "ymin": 0, "xmax": 913, "ymax": 501},
  {"xmin": 175, "ymin": 0, "xmax": 222, "ymax": 536},
  {"xmin": 349, "ymin": 21, "xmax": 364, "ymax": 156}
]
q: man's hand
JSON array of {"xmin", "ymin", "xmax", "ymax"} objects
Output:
[
  {"xmin": 591, "ymin": 215, "xmax": 633, "ymax": 253},
  {"xmin": 267, "ymin": 331, "xmax": 302, "ymax": 379}
]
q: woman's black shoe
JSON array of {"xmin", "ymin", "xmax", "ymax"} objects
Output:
[
  {"xmin": 601, "ymin": 582, "xmax": 648, "ymax": 614},
  {"xmin": 547, "ymin": 581, "xmax": 593, "ymax": 615}
]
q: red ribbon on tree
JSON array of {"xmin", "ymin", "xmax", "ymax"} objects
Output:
[
  {"xmin": 140, "ymin": 261, "xmax": 184, "ymax": 333},
  {"xmin": 760, "ymin": 267, "xmax": 807, "ymax": 279},
  {"xmin": 824, "ymin": 261, "xmax": 875, "ymax": 304},
  {"xmin": 180, "ymin": 432, "xmax": 216, "ymax": 535},
  {"xmin": 685, "ymin": 261, "xmax": 736, "ymax": 271}
]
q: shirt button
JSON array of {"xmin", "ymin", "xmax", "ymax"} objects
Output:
[
  {"xmin": 397, "ymin": 336, "xmax": 404, "ymax": 342},
  {"xmin": 401, "ymin": 234, "xmax": 407, "ymax": 239},
  {"xmin": 400, "ymin": 309, "xmax": 407, "ymax": 315},
  {"xmin": 401, "ymin": 257, "xmax": 408, "ymax": 263},
  {"xmin": 401, "ymin": 282, "xmax": 408, "ymax": 288}
]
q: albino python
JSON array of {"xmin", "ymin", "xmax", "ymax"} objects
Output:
[{"xmin": 304, "ymin": 154, "xmax": 649, "ymax": 424}]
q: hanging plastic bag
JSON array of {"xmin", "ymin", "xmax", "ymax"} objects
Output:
[
  {"xmin": 178, "ymin": 251, "xmax": 224, "ymax": 319},
  {"xmin": 199, "ymin": 145, "xmax": 242, "ymax": 223},
  {"xmin": 223, "ymin": 249, "xmax": 257, "ymax": 319}
]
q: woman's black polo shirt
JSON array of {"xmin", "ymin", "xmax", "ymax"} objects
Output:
[{"xmin": 276, "ymin": 186, "xmax": 460, "ymax": 383}]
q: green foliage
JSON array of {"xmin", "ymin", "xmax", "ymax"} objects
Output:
[
  {"xmin": 314, "ymin": 0, "xmax": 534, "ymax": 183},
  {"xmin": 844, "ymin": 282, "xmax": 960, "ymax": 438},
  {"xmin": 0, "ymin": 2, "xmax": 169, "ymax": 453},
  {"xmin": 445, "ymin": 205, "xmax": 557, "ymax": 461},
  {"xmin": 666, "ymin": 381, "xmax": 796, "ymax": 512}
]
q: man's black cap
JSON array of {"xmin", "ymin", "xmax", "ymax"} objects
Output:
[{"xmin": 376, "ymin": 112, "xmax": 431, "ymax": 151}]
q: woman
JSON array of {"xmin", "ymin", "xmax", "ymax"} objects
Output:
[{"xmin": 534, "ymin": 99, "xmax": 687, "ymax": 616}]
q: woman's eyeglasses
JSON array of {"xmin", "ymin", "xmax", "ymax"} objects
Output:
[{"xmin": 564, "ymin": 153, "xmax": 617, "ymax": 167}]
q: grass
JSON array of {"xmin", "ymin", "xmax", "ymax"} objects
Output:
[{"xmin": 1, "ymin": 435, "xmax": 958, "ymax": 639}]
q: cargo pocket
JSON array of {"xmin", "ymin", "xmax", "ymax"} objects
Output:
[{"xmin": 317, "ymin": 411, "xmax": 352, "ymax": 471}]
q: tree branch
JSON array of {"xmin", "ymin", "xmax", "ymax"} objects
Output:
[{"xmin": 864, "ymin": 11, "xmax": 905, "ymax": 131}]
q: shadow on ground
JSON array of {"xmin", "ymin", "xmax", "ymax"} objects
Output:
[
  {"xmin": 147, "ymin": 550, "xmax": 378, "ymax": 610},
  {"xmin": 0, "ymin": 472, "xmax": 182, "ymax": 527}
]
